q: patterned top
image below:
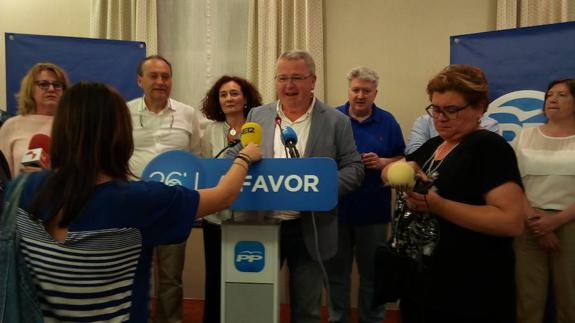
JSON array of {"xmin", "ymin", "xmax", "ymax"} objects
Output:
[{"xmin": 16, "ymin": 172, "xmax": 199, "ymax": 322}]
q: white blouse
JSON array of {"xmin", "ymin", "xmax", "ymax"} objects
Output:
[{"xmin": 515, "ymin": 126, "xmax": 575, "ymax": 210}]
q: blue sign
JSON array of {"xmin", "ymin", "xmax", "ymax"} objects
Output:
[
  {"xmin": 451, "ymin": 21, "xmax": 575, "ymax": 142},
  {"xmin": 5, "ymin": 33, "xmax": 146, "ymax": 114},
  {"xmin": 141, "ymin": 150, "xmax": 339, "ymax": 211},
  {"xmin": 234, "ymin": 241, "xmax": 265, "ymax": 272}
]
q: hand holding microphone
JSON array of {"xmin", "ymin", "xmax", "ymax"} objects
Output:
[
  {"xmin": 21, "ymin": 134, "xmax": 51, "ymax": 171},
  {"xmin": 235, "ymin": 122, "xmax": 263, "ymax": 167}
]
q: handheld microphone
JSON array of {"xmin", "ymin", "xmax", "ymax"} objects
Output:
[
  {"xmin": 281, "ymin": 126, "xmax": 300, "ymax": 158},
  {"xmin": 214, "ymin": 139, "xmax": 240, "ymax": 158},
  {"xmin": 240, "ymin": 122, "xmax": 263, "ymax": 146},
  {"xmin": 275, "ymin": 115, "xmax": 290, "ymax": 157},
  {"xmin": 21, "ymin": 134, "xmax": 51, "ymax": 168},
  {"xmin": 386, "ymin": 161, "xmax": 415, "ymax": 190}
]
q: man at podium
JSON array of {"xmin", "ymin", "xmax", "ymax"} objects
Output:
[{"xmin": 229, "ymin": 50, "xmax": 364, "ymax": 323}]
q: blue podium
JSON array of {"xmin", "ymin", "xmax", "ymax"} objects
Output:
[{"xmin": 142, "ymin": 152, "xmax": 338, "ymax": 323}]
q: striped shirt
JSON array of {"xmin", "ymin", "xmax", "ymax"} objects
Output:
[{"xmin": 16, "ymin": 172, "xmax": 199, "ymax": 322}]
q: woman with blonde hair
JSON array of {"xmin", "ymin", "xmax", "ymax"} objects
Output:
[{"xmin": 0, "ymin": 62, "xmax": 69, "ymax": 176}]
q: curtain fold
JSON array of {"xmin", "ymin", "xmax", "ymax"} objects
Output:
[
  {"xmin": 247, "ymin": 0, "xmax": 325, "ymax": 103},
  {"xmin": 497, "ymin": 0, "xmax": 575, "ymax": 29},
  {"xmin": 157, "ymin": 0, "xmax": 249, "ymax": 109},
  {"xmin": 90, "ymin": 0, "xmax": 158, "ymax": 55}
]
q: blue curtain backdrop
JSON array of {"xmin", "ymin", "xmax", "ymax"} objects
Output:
[
  {"xmin": 5, "ymin": 33, "xmax": 146, "ymax": 114},
  {"xmin": 450, "ymin": 21, "xmax": 575, "ymax": 142}
]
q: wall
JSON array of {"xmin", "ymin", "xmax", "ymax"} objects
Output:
[
  {"xmin": 324, "ymin": 0, "xmax": 497, "ymax": 137},
  {"xmin": 0, "ymin": 0, "xmax": 91, "ymax": 110}
]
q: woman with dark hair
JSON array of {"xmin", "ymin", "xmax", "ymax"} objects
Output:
[
  {"xmin": 514, "ymin": 78, "xmax": 575, "ymax": 323},
  {"xmin": 200, "ymin": 75, "xmax": 262, "ymax": 323},
  {"xmin": 0, "ymin": 62, "xmax": 69, "ymax": 176},
  {"xmin": 9, "ymin": 82, "xmax": 261, "ymax": 322},
  {"xmin": 383, "ymin": 64, "xmax": 525, "ymax": 322}
]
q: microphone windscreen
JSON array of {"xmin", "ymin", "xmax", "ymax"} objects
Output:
[
  {"xmin": 281, "ymin": 126, "xmax": 298, "ymax": 145},
  {"xmin": 240, "ymin": 122, "xmax": 263, "ymax": 146},
  {"xmin": 28, "ymin": 134, "xmax": 51, "ymax": 153},
  {"xmin": 387, "ymin": 161, "xmax": 415, "ymax": 187}
]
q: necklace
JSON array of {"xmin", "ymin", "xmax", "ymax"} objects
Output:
[
  {"xmin": 421, "ymin": 142, "xmax": 459, "ymax": 176},
  {"xmin": 225, "ymin": 121, "xmax": 237, "ymax": 136}
]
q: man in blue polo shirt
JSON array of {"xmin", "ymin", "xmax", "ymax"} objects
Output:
[{"xmin": 327, "ymin": 66, "xmax": 405, "ymax": 323}]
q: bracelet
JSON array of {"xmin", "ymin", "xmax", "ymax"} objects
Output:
[
  {"xmin": 234, "ymin": 154, "xmax": 251, "ymax": 166},
  {"xmin": 233, "ymin": 161, "xmax": 248, "ymax": 171},
  {"xmin": 238, "ymin": 152, "xmax": 252, "ymax": 162}
]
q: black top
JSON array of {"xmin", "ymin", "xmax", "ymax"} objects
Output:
[{"xmin": 405, "ymin": 130, "xmax": 521, "ymax": 317}]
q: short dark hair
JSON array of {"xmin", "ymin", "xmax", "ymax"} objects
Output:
[
  {"xmin": 137, "ymin": 55, "xmax": 172, "ymax": 76},
  {"xmin": 543, "ymin": 78, "xmax": 575, "ymax": 118},
  {"xmin": 32, "ymin": 82, "xmax": 134, "ymax": 227},
  {"xmin": 427, "ymin": 64, "xmax": 489, "ymax": 112},
  {"xmin": 201, "ymin": 75, "xmax": 263, "ymax": 122}
]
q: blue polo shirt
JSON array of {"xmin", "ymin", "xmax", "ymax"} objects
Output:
[{"xmin": 336, "ymin": 103, "xmax": 405, "ymax": 224}]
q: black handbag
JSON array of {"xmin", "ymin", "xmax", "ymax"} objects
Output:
[{"xmin": 373, "ymin": 190, "xmax": 440, "ymax": 306}]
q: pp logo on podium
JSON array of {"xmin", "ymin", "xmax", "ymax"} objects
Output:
[{"xmin": 234, "ymin": 241, "xmax": 265, "ymax": 272}]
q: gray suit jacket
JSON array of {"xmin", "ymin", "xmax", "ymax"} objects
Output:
[{"xmin": 228, "ymin": 99, "xmax": 364, "ymax": 261}]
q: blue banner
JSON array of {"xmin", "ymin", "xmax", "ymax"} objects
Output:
[
  {"xmin": 5, "ymin": 33, "xmax": 146, "ymax": 114},
  {"xmin": 141, "ymin": 150, "xmax": 339, "ymax": 211},
  {"xmin": 450, "ymin": 22, "xmax": 575, "ymax": 142}
]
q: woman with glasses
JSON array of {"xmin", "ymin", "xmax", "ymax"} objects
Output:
[
  {"xmin": 382, "ymin": 64, "xmax": 525, "ymax": 323},
  {"xmin": 0, "ymin": 62, "xmax": 69, "ymax": 176},
  {"xmin": 514, "ymin": 78, "xmax": 575, "ymax": 323},
  {"xmin": 200, "ymin": 75, "xmax": 262, "ymax": 323},
  {"xmin": 8, "ymin": 82, "xmax": 261, "ymax": 322}
]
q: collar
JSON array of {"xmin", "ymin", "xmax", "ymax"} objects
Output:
[
  {"xmin": 139, "ymin": 96, "xmax": 175, "ymax": 114},
  {"xmin": 276, "ymin": 97, "xmax": 316, "ymax": 123},
  {"xmin": 343, "ymin": 101, "xmax": 378, "ymax": 123}
]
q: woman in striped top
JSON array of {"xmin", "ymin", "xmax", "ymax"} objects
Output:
[{"xmin": 12, "ymin": 82, "xmax": 261, "ymax": 322}]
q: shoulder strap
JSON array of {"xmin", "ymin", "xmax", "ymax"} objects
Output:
[{"xmin": 0, "ymin": 173, "xmax": 31, "ymax": 239}]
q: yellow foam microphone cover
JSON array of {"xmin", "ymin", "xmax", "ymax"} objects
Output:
[
  {"xmin": 387, "ymin": 161, "xmax": 416, "ymax": 188},
  {"xmin": 240, "ymin": 122, "xmax": 263, "ymax": 146}
]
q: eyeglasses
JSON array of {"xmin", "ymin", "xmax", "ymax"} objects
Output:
[
  {"xmin": 275, "ymin": 74, "xmax": 314, "ymax": 83},
  {"xmin": 35, "ymin": 80, "xmax": 64, "ymax": 91},
  {"xmin": 425, "ymin": 104, "xmax": 470, "ymax": 120}
]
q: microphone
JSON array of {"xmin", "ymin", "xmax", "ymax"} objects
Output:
[
  {"xmin": 214, "ymin": 139, "xmax": 240, "ymax": 158},
  {"xmin": 275, "ymin": 115, "xmax": 290, "ymax": 157},
  {"xmin": 386, "ymin": 161, "xmax": 415, "ymax": 190},
  {"xmin": 240, "ymin": 122, "xmax": 263, "ymax": 146},
  {"xmin": 281, "ymin": 126, "xmax": 300, "ymax": 158},
  {"xmin": 21, "ymin": 134, "xmax": 51, "ymax": 168}
]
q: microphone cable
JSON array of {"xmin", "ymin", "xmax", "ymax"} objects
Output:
[
  {"xmin": 310, "ymin": 211, "xmax": 332, "ymax": 310},
  {"xmin": 214, "ymin": 139, "xmax": 240, "ymax": 158}
]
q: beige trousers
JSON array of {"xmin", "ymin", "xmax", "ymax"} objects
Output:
[
  {"xmin": 154, "ymin": 241, "xmax": 186, "ymax": 323},
  {"xmin": 515, "ymin": 214, "xmax": 575, "ymax": 323}
]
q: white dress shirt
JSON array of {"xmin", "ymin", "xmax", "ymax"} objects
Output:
[{"xmin": 127, "ymin": 96, "xmax": 207, "ymax": 177}]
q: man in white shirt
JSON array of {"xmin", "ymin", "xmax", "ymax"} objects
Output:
[{"xmin": 128, "ymin": 55, "xmax": 206, "ymax": 323}]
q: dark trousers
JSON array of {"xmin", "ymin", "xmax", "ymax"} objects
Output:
[{"xmin": 202, "ymin": 221, "xmax": 221, "ymax": 323}]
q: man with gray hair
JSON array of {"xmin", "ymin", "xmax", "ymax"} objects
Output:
[
  {"xmin": 327, "ymin": 66, "xmax": 405, "ymax": 323},
  {"xmin": 228, "ymin": 50, "xmax": 364, "ymax": 322}
]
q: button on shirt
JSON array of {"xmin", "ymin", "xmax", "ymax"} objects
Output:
[
  {"xmin": 271, "ymin": 97, "xmax": 315, "ymax": 220},
  {"xmin": 128, "ymin": 97, "xmax": 205, "ymax": 177}
]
